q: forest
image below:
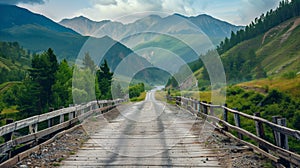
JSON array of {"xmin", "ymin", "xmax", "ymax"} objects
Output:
[
  {"xmin": 0, "ymin": 45, "xmax": 120, "ymax": 123},
  {"xmin": 217, "ymin": 0, "xmax": 300, "ymax": 54}
]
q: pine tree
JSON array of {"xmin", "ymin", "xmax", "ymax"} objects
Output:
[
  {"xmin": 52, "ymin": 59, "xmax": 73, "ymax": 108},
  {"xmin": 83, "ymin": 52, "xmax": 96, "ymax": 72},
  {"xmin": 96, "ymin": 60, "xmax": 114, "ymax": 100}
]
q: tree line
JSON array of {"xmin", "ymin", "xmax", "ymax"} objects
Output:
[
  {"xmin": 0, "ymin": 42, "xmax": 31, "ymax": 83},
  {"xmin": 217, "ymin": 0, "xmax": 300, "ymax": 54},
  {"xmin": 0, "ymin": 47, "xmax": 120, "ymax": 117}
]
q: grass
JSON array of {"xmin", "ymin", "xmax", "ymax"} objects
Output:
[
  {"xmin": 164, "ymin": 89, "xmax": 226, "ymax": 105},
  {"xmin": 237, "ymin": 75, "xmax": 300, "ymax": 99},
  {"xmin": 0, "ymin": 81, "xmax": 22, "ymax": 94},
  {"xmin": 1, "ymin": 106, "xmax": 19, "ymax": 114},
  {"xmin": 130, "ymin": 92, "xmax": 146, "ymax": 102},
  {"xmin": 218, "ymin": 17, "xmax": 300, "ymax": 80},
  {"xmin": 155, "ymin": 91, "xmax": 167, "ymax": 102}
]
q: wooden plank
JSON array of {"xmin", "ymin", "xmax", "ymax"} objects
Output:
[
  {"xmin": 0, "ymin": 123, "xmax": 15, "ymax": 137},
  {"xmin": 62, "ymin": 95, "xmax": 222, "ymax": 167},
  {"xmin": 0, "ymin": 125, "xmax": 84, "ymax": 168}
]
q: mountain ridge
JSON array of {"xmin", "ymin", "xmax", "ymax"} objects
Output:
[
  {"xmin": 59, "ymin": 13, "xmax": 243, "ymax": 45},
  {"xmin": 0, "ymin": 4, "xmax": 148, "ymax": 73},
  {"xmin": 0, "ymin": 4, "xmax": 78, "ymax": 35}
]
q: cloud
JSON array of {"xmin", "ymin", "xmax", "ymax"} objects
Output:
[
  {"xmin": 15, "ymin": 0, "xmax": 282, "ymax": 26},
  {"xmin": 90, "ymin": 0, "xmax": 117, "ymax": 6},
  {"xmin": 78, "ymin": 0, "xmax": 166, "ymax": 22},
  {"xmin": 237, "ymin": 0, "xmax": 280, "ymax": 24},
  {"xmin": 0, "ymin": 0, "xmax": 45, "ymax": 5},
  {"xmin": 78, "ymin": 0, "xmax": 206, "ymax": 22}
]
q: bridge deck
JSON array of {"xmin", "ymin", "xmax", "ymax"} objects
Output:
[{"xmin": 61, "ymin": 91, "xmax": 223, "ymax": 167}]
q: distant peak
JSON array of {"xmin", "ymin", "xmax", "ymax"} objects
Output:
[
  {"xmin": 77, "ymin": 15, "xmax": 88, "ymax": 19},
  {"xmin": 174, "ymin": 13, "xmax": 188, "ymax": 18},
  {"xmin": 147, "ymin": 14, "xmax": 162, "ymax": 18},
  {"xmin": 60, "ymin": 15, "xmax": 112, "ymax": 24},
  {"xmin": 73, "ymin": 15, "xmax": 91, "ymax": 21}
]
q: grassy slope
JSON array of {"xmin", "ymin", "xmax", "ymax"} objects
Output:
[
  {"xmin": 237, "ymin": 75, "xmax": 300, "ymax": 100},
  {"xmin": 221, "ymin": 17, "xmax": 300, "ymax": 76},
  {"xmin": 0, "ymin": 81, "xmax": 21, "ymax": 94},
  {"xmin": 0, "ymin": 57, "xmax": 30, "ymax": 71},
  {"xmin": 190, "ymin": 17, "xmax": 300, "ymax": 100}
]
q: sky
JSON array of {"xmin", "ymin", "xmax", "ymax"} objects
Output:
[{"xmin": 2, "ymin": 0, "xmax": 282, "ymax": 25}]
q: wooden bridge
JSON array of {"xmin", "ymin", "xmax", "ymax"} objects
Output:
[{"xmin": 0, "ymin": 91, "xmax": 300, "ymax": 167}]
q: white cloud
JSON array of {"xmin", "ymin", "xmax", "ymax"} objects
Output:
[
  {"xmin": 17, "ymin": 0, "xmax": 283, "ymax": 25},
  {"xmin": 77, "ymin": 0, "xmax": 166, "ymax": 22},
  {"xmin": 90, "ymin": 0, "xmax": 117, "ymax": 6},
  {"xmin": 237, "ymin": 0, "xmax": 281, "ymax": 24}
]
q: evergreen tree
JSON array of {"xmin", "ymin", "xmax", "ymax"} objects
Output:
[
  {"xmin": 217, "ymin": 0, "xmax": 300, "ymax": 54},
  {"xmin": 112, "ymin": 82, "xmax": 124, "ymax": 99},
  {"xmin": 82, "ymin": 52, "xmax": 96, "ymax": 72},
  {"xmin": 52, "ymin": 59, "xmax": 73, "ymax": 108},
  {"xmin": 96, "ymin": 60, "xmax": 113, "ymax": 99},
  {"xmin": 26, "ymin": 48, "xmax": 58, "ymax": 113}
]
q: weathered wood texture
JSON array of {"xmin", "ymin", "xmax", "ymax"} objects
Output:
[
  {"xmin": 0, "ymin": 99, "xmax": 125, "ymax": 162},
  {"xmin": 62, "ymin": 92, "xmax": 223, "ymax": 167},
  {"xmin": 176, "ymin": 96, "xmax": 300, "ymax": 166}
]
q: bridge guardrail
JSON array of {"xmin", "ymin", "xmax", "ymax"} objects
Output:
[
  {"xmin": 0, "ymin": 99, "xmax": 125, "ymax": 163},
  {"xmin": 174, "ymin": 96, "xmax": 300, "ymax": 167}
]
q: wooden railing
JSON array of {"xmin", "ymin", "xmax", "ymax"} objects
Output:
[
  {"xmin": 0, "ymin": 99, "xmax": 125, "ymax": 163},
  {"xmin": 174, "ymin": 96, "xmax": 300, "ymax": 167}
]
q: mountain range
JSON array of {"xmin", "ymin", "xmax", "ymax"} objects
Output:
[
  {"xmin": 0, "ymin": 4, "xmax": 145, "ymax": 71},
  {"xmin": 60, "ymin": 14, "xmax": 243, "ymax": 45},
  {"xmin": 0, "ymin": 4, "xmax": 244, "ymax": 85},
  {"xmin": 60, "ymin": 14, "xmax": 243, "ymax": 64}
]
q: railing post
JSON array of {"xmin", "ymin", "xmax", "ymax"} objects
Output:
[
  {"xmin": 3, "ymin": 119, "xmax": 14, "ymax": 142},
  {"xmin": 277, "ymin": 118, "xmax": 289, "ymax": 150},
  {"xmin": 59, "ymin": 114, "xmax": 64, "ymax": 123},
  {"xmin": 69, "ymin": 111, "xmax": 74, "ymax": 120},
  {"xmin": 233, "ymin": 110, "xmax": 243, "ymax": 140},
  {"xmin": 272, "ymin": 116, "xmax": 281, "ymax": 147},
  {"xmin": 209, "ymin": 102, "xmax": 214, "ymax": 116},
  {"xmin": 203, "ymin": 101, "xmax": 208, "ymax": 114},
  {"xmin": 175, "ymin": 97, "xmax": 180, "ymax": 106},
  {"xmin": 48, "ymin": 108, "xmax": 55, "ymax": 128},
  {"xmin": 223, "ymin": 104, "xmax": 228, "ymax": 131},
  {"xmin": 48, "ymin": 118, "xmax": 54, "ymax": 128},
  {"xmin": 194, "ymin": 99, "xmax": 198, "ymax": 111},
  {"xmin": 29, "ymin": 123, "xmax": 38, "ymax": 134},
  {"xmin": 4, "ymin": 119, "xmax": 14, "ymax": 159},
  {"xmin": 197, "ymin": 101, "xmax": 201, "ymax": 113},
  {"xmin": 254, "ymin": 112, "xmax": 268, "ymax": 152}
]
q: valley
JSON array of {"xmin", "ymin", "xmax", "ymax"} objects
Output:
[{"xmin": 0, "ymin": 0, "xmax": 300, "ymax": 167}]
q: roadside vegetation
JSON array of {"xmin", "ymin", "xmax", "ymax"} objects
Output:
[
  {"xmin": 129, "ymin": 83, "xmax": 145, "ymax": 102},
  {"xmin": 0, "ymin": 45, "xmax": 119, "ymax": 126}
]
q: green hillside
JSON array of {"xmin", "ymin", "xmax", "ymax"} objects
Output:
[
  {"xmin": 222, "ymin": 17, "xmax": 300, "ymax": 79},
  {"xmin": 0, "ymin": 41, "xmax": 31, "ymax": 83},
  {"xmin": 186, "ymin": 16, "xmax": 300, "ymax": 88}
]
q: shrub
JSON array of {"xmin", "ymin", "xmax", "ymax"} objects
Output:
[{"xmin": 282, "ymin": 71, "xmax": 297, "ymax": 79}]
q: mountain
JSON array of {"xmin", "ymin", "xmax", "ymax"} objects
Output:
[
  {"xmin": 0, "ymin": 4, "xmax": 170, "ymax": 86},
  {"xmin": 60, "ymin": 14, "xmax": 243, "ymax": 64},
  {"xmin": 0, "ymin": 4, "xmax": 77, "ymax": 35},
  {"xmin": 187, "ymin": 16, "xmax": 300, "ymax": 89},
  {"xmin": 0, "ymin": 41, "xmax": 31, "ymax": 83},
  {"xmin": 59, "ymin": 16, "xmax": 111, "ymax": 36},
  {"xmin": 222, "ymin": 17, "xmax": 300, "ymax": 78},
  {"xmin": 60, "ymin": 14, "xmax": 242, "ymax": 45},
  {"xmin": 0, "ymin": 4, "xmax": 146, "ymax": 72}
]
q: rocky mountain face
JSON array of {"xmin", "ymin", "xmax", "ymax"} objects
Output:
[{"xmin": 60, "ymin": 14, "xmax": 243, "ymax": 45}]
